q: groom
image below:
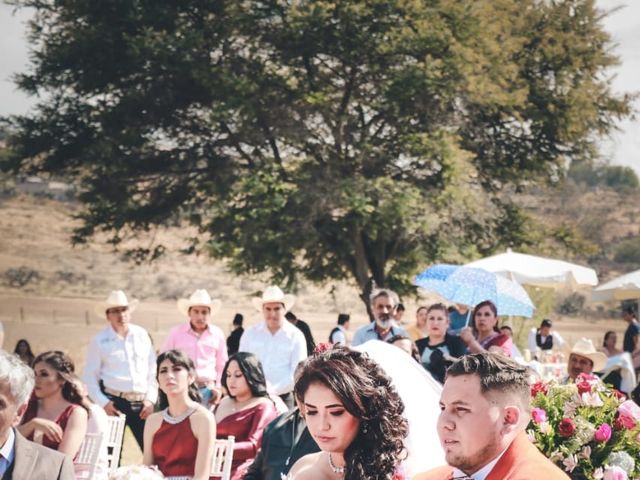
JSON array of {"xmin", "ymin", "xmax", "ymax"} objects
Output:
[{"xmin": 413, "ymin": 353, "xmax": 569, "ymax": 480}]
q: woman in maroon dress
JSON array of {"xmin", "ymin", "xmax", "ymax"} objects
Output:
[
  {"xmin": 460, "ymin": 300, "xmax": 512, "ymax": 357},
  {"xmin": 143, "ymin": 349, "xmax": 216, "ymax": 480},
  {"xmin": 18, "ymin": 351, "xmax": 88, "ymax": 458},
  {"xmin": 215, "ymin": 352, "xmax": 279, "ymax": 480}
]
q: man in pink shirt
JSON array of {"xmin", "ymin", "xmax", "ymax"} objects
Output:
[{"xmin": 162, "ymin": 289, "xmax": 228, "ymax": 406}]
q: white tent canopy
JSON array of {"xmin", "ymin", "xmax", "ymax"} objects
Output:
[
  {"xmin": 592, "ymin": 269, "xmax": 640, "ymax": 302},
  {"xmin": 465, "ymin": 248, "xmax": 598, "ymax": 289}
]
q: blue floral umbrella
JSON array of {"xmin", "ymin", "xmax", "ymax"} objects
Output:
[{"xmin": 414, "ymin": 264, "xmax": 535, "ymax": 318}]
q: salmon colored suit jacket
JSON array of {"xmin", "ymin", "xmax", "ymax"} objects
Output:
[{"xmin": 412, "ymin": 433, "xmax": 570, "ymax": 480}]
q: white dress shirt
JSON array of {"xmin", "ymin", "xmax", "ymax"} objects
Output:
[
  {"xmin": 527, "ymin": 328, "xmax": 566, "ymax": 353},
  {"xmin": 83, "ymin": 323, "xmax": 158, "ymax": 407},
  {"xmin": 330, "ymin": 325, "xmax": 348, "ymax": 345},
  {"xmin": 238, "ymin": 320, "xmax": 307, "ymax": 395},
  {"xmin": 452, "ymin": 446, "xmax": 508, "ymax": 480}
]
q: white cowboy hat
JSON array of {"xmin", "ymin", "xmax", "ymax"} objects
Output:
[
  {"xmin": 94, "ymin": 290, "xmax": 139, "ymax": 318},
  {"xmin": 177, "ymin": 289, "xmax": 222, "ymax": 317},
  {"xmin": 251, "ymin": 286, "xmax": 296, "ymax": 312},
  {"xmin": 569, "ymin": 338, "xmax": 608, "ymax": 372}
]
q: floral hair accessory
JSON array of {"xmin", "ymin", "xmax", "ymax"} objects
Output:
[{"xmin": 313, "ymin": 342, "xmax": 333, "ymax": 355}]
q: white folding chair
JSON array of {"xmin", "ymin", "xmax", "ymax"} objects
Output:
[
  {"xmin": 75, "ymin": 433, "xmax": 104, "ymax": 480},
  {"xmin": 211, "ymin": 435, "xmax": 235, "ymax": 480},
  {"xmin": 106, "ymin": 414, "xmax": 127, "ymax": 475}
]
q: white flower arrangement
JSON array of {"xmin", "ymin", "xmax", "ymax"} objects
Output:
[{"xmin": 109, "ymin": 465, "xmax": 165, "ymax": 480}]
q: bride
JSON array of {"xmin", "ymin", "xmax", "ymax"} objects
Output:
[{"xmin": 287, "ymin": 345, "xmax": 407, "ymax": 479}]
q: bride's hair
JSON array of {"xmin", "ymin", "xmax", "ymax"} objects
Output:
[{"xmin": 294, "ymin": 346, "xmax": 407, "ymax": 480}]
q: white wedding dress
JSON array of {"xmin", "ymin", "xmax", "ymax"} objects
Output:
[{"xmin": 354, "ymin": 340, "xmax": 445, "ymax": 478}]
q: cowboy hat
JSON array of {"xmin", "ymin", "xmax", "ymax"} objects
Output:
[
  {"xmin": 569, "ymin": 338, "xmax": 608, "ymax": 372},
  {"xmin": 94, "ymin": 290, "xmax": 139, "ymax": 318},
  {"xmin": 177, "ymin": 289, "xmax": 222, "ymax": 317},
  {"xmin": 251, "ymin": 286, "xmax": 296, "ymax": 312}
]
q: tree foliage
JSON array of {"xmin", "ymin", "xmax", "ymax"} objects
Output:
[{"xmin": 2, "ymin": 0, "xmax": 631, "ymax": 308}]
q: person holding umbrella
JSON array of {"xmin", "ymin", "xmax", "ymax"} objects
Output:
[{"xmin": 459, "ymin": 300, "xmax": 512, "ymax": 357}]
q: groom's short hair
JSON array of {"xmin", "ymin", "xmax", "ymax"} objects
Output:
[{"xmin": 447, "ymin": 353, "xmax": 530, "ymax": 411}]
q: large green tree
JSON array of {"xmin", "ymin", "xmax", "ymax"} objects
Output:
[{"xmin": 2, "ymin": 0, "xmax": 630, "ymax": 311}]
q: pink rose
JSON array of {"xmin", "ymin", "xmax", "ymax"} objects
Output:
[
  {"xmin": 617, "ymin": 400, "xmax": 640, "ymax": 429},
  {"xmin": 594, "ymin": 423, "xmax": 612, "ymax": 442},
  {"xmin": 531, "ymin": 408, "xmax": 547, "ymax": 424},
  {"xmin": 603, "ymin": 466, "xmax": 628, "ymax": 480},
  {"xmin": 576, "ymin": 379, "xmax": 592, "ymax": 394}
]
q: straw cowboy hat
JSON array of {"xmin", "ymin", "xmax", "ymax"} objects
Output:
[
  {"xmin": 251, "ymin": 286, "xmax": 296, "ymax": 312},
  {"xmin": 177, "ymin": 289, "xmax": 222, "ymax": 317},
  {"xmin": 569, "ymin": 338, "xmax": 608, "ymax": 372},
  {"xmin": 94, "ymin": 290, "xmax": 139, "ymax": 318}
]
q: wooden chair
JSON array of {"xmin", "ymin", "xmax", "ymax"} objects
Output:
[
  {"xmin": 75, "ymin": 433, "xmax": 104, "ymax": 480},
  {"xmin": 106, "ymin": 414, "xmax": 127, "ymax": 475},
  {"xmin": 211, "ymin": 435, "xmax": 235, "ymax": 480}
]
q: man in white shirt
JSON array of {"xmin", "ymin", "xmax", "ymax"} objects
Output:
[
  {"xmin": 239, "ymin": 286, "xmax": 307, "ymax": 409},
  {"xmin": 527, "ymin": 319, "xmax": 566, "ymax": 358},
  {"xmin": 83, "ymin": 290, "xmax": 157, "ymax": 450},
  {"xmin": 414, "ymin": 353, "xmax": 569, "ymax": 480},
  {"xmin": 329, "ymin": 313, "xmax": 350, "ymax": 345}
]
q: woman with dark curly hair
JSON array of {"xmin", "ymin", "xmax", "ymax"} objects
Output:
[
  {"xmin": 17, "ymin": 350, "xmax": 88, "ymax": 459},
  {"xmin": 288, "ymin": 346, "xmax": 408, "ymax": 480},
  {"xmin": 214, "ymin": 352, "xmax": 279, "ymax": 480}
]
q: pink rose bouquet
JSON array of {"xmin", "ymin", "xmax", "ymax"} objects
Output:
[{"xmin": 528, "ymin": 375, "xmax": 640, "ymax": 479}]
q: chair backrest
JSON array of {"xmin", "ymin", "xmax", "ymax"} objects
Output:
[
  {"xmin": 75, "ymin": 433, "xmax": 104, "ymax": 480},
  {"xmin": 106, "ymin": 414, "xmax": 127, "ymax": 475},
  {"xmin": 211, "ymin": 436, "xmax": 235, "ymax": 480}
]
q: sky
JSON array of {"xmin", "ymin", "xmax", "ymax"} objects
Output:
[{"xmin": 1, "ymin": 1, "xmax": 639, "ymax": 174}]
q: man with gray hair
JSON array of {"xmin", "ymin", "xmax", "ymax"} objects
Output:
[
  {"xmin": 0, "ymin": 350, "xmax": 74, "ymax": 479},
  {"xmin": 351, "ymin": 288, "xmax": 408, "ymax": 346}
]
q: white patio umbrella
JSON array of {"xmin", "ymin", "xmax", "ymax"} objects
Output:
[
  {"xmin": 465, "ymin": 248, "xmax": 598, "ymax": 289},
  {"xmin": 592, "ymin": 269, "xmax": 640, "ymax": 302}
]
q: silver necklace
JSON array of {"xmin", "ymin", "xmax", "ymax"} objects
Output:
[
  {"xmin": 162, "ymin": 406, "xmax": 196, "ymax": 424},
  {"xmin": 328, "ymin": 454, "xmax": 345, "ymax": 475}
]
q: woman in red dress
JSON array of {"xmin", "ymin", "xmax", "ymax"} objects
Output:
[
  {"xmin": 214, "ymin": 352, "xmax": 278, "ymax": 480},
  {"xmin": 460, "ymin": 300, "xmax": 512, "ymax": 357},
  {"xmin": 143, "ymin": 349, "xmax": 216, "ymax": 480},
  {"xmin": 18, "ymin": 350, "xmax": 88, "ymax": 458}
]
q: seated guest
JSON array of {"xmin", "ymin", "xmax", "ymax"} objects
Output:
[
  {"xmin": 143, "ymin": 349, "xmax": 216, "ymax": 480},
  {"xmin": 414, "ymin": 353, "xmax": 569, "ymax": 480},
  {"xmin": 244, "ymin": 407, "xmax": 320, "ymax": 480},
  {"xmin": 71, "ymin": 379, "xmax": 109, "ymax": 480},
  {"xmin": 288, "ymin": 346, "xmax": 408, "ymax": 480},
  {"xmin": 406, "ymin": 306, "xmax": 428, "ymax": 342},
  {"xmin": 527, "ymin": 319, "xmax": 566, "ymax": 358},
  {"xmin": 0, "ymin": 350, "xmax": 75, "ymax": 479},
  {"xmin": 387, "ymin": 334, "xmax": 421, "ymax": 363},
  {"xmin": 600, "ymin": 331, "xmax": 623, "ymax": 357},
  {"xmin": 566, "ymin": 338, "xmax": 608, "ymax": 382},
  {"xmin": 329, "ymin": 313, "xmax": 350, "ymax": 345},
  {"xmin": 18, "ymin": 351, "xmax": 88, "ymax": 459},
  {"xmin": 500, "ymin": 325, "xmax": 524, "ymax": 361},
  {"xmin": 226, "ymin": 313, "xmax": 244, "ymax": 355},
  {"xmin": 416, "ymin": 304, "xmax": 466, "ymax": 383},
  {"xmin": 215, "ymin": 353, "xmax": 279, "ymax": 480},
  {"xmin": 13, "ymin": 338, "xmax": 36, "ymax": 366},
  {"xmin": 460, "ymin": 300, "xmax": 512, "ymax": 357}
]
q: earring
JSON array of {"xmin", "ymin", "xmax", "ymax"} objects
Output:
[{"xmin": 362, "ymin": 423, "xmax": 368, "ymax": 433}]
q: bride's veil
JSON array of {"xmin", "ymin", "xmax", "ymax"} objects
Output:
[{"xmin": 354, "ymin": 340, "xmax": 445, "ymax": 477}]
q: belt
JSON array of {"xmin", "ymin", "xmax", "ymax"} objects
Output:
[{"xmin": 103, "ymin": 386, "xmax": 146, "ymax": 402}]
